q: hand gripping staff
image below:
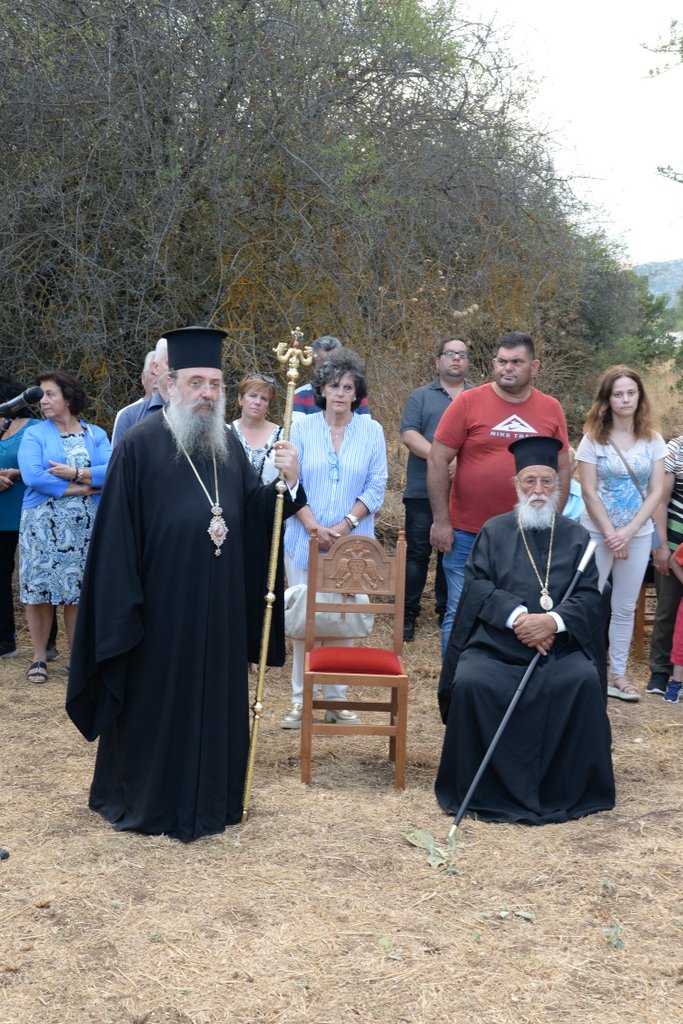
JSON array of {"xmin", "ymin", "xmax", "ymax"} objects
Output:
[
  {"xmin": 241, "ymin": 329, "xmax": 312, "ymax": 823},
  {"xmin": 448, "ymin": 539, "xmax": 597, "ymax": 839}
]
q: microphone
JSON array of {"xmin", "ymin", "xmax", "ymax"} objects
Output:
[{"xmin": 0, "ymin": 386, "xmax": 44, "ymax": 418}]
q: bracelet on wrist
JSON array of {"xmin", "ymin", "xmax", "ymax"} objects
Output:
[
  {"xmin": 75, "ymin": 466, "xmax": 84, "ymax": 483},
  {"xmin": 345, "ymin": 512, "xmax": 360, "ymax": 530}
]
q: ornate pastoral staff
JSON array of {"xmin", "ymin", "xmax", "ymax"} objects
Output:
[{"xmin": 242, "ymin": 328, "xmax": 312, "ymax": 822}]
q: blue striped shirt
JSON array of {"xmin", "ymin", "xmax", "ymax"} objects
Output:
[{"xmin": 285, "ymin": 413, "xmax": 388, "ymax": 568}]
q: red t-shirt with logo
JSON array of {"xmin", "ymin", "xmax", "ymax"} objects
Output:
[{"xmin": 434, "ymin": 382, "xmax": 569, "ymax": 533}]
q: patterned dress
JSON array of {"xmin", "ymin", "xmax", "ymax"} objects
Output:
[
  {"xmin": 19, "ymin": 433, "xmax": 97, "ymax": 605},
  {"xmin": 230, "ymin": 421, "xmax": 282, "ymax": 483}
]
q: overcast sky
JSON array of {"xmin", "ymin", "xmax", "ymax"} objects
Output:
[{"xmin": 463, "ymin": 1, "xmax": 683, "ymax": 265}]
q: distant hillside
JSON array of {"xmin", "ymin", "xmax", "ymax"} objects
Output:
[{"xmin": 634, "ymin": 259, "xmax": 683, "ymax": 304}]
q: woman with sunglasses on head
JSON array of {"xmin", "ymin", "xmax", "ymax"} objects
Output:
[
  {"xmin": 281, "ymin": 348, "xmax": 388, "ymax": 729},
  {"xmin": 230, "ymin": 373, "xmax": 282, "ymax": 484}
]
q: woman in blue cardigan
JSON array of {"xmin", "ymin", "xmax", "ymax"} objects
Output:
[{"xmin": 18, "ymin": 370, "xmax": 111, "ymax": 683}]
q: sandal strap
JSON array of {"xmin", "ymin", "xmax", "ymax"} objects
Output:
[
  {"xmin": 612, "ymin": 676, "xmax": 638, "ymax": 694},
  {"xmin": 27, "ymin": 661, "xmax": 48, "ymax": 679}
]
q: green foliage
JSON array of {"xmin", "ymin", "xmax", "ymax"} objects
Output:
[
  {"xmin": 0, "ymin": 0, "xmax": 665, "ymax": 430},
  {"xmin": 603, "ymin": 923, "xmax": 625, "ymax": 950},
  {"xmin": 378, "ymin": 936, "xmax": 404, "ymax": 961},
  {"xmin": 404, "ymin": 827, "xmax": 457, "ymax": 872}
]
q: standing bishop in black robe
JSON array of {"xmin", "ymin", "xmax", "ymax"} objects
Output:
[
  {"xmin": 66, "ymin": 328, "xmax": 306, "ymax": 842},
  {"xmin": 436, "ymin": 436, "xmax": 615, "ymax": 825}
]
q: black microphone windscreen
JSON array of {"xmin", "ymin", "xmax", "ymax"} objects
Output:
[{"xmin": 23, "ymin": 386, "xmax": 44, "ymax": 403}]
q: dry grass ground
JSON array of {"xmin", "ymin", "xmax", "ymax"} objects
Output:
[{"xmin": 1, "ymin": 613, "xmax": 681, "ymax": 1024}]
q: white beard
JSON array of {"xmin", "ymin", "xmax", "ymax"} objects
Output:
[
  {"xmin": 514, "ymin": 484, "xmax": 559, "ymax": 531},
  {"xmin": 165, "ymin": 391, "xmax": 228, "ymax": 460}
]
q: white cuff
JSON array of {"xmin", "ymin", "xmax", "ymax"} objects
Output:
[
  {"xmin": 548, "ymin": 611, "xmax": 566, "ymax": 633},
  {"xmin": 506, "ymin": 605, "xmax": 528, "ymax": 629}
]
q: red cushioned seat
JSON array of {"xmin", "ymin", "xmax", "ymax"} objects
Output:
[{"xmin": 309, "ymin": 646, "xmax": 403, "ymax": 675}]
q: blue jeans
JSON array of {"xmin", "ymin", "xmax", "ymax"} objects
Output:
[
  {"xmin": 441, "ymin": 529, "xmax": 476, "ymax": 658},
  {"xmin": 403, "ymin": 498, "xmax": 447, "ymax": 621}
]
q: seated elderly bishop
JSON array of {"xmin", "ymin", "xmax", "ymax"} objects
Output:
[{"xmin": 435, "ymin": 435, "xmax": 615, "ymax": 825}]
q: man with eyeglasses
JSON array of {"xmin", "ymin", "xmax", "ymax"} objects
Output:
[
  {"xmin": 67, "ymin": 327, "xmax": 306, "ymax": 842},
  {"xmin": 428, "ymin": 331, "xmax": 570, "ymax": 657},
  {"xmin": 399, "ymin": 338, "xmax": 471, "ymax": 641}
]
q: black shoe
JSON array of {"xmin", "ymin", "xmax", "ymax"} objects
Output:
[
  {"xmin": 0, "ymin": 641, "xmax": 17, "ymax": 660},
  {"xmin": 646, "ymin": 672, "xmax": 668, "ymax": 695},
  {"xmin": 403, "ymin": 619, "xmax": 415, "ymax": 642},
  {"xmin": 46, "ymin": 644, "xmax": 60, "ymax": 662}
]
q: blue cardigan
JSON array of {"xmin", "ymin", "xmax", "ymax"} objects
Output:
[{"xmin": 18, "ymin": 419, "xmax": 112, "ymax": 510}]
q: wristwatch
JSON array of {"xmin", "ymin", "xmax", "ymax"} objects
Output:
[{"xmin": 344, "ymin": 513, "xmax": 360, "ymax": 530}]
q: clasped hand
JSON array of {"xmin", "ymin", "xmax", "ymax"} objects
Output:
[
  {"xmin": 48, "ymin": 460, "xmax": 78, "ymax": 480},
  {"xmin": 0, "ymin": 469, "xmax": 16, "ymax": 492},
  {"xmin": 604, "ymin": 525, "xmax": 633, "ymax": 560},
  {"xmin": 314, "ymin": 520, "xmax": 352, "ymax": 550},
  {"xmin": 513, "ymin": 612, "xmax": 557, "ymax": 655},
  {"xmin": 46, "ymin": 461, "xmax": 99, "ymax": 495}
]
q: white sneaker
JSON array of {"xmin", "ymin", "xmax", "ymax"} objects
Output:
[
  {"xmin": 281, "ymin": 703, "xmax": 303, "ymax": 729},
  {"xmin": 324, "ymin": 708, "xmax": 360, "ymax": 724}
]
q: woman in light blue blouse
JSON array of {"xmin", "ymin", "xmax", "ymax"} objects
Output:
[
  {"xmin": 282, "ymin": 350, "xmax": 387, "ymax": 728},
  {"xmin": 577, "ymin": 366, "xmax": 665, "ymax": 702},
  {"xmin": 18, "ymin": 370, "xmax": 111, "ymax": 684}
]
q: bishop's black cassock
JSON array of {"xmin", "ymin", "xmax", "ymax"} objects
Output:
[
  {"xmin": 67, "ymin": 414, "xmax": 305, "ymax": 842},
  {"xmin": 436, "ymin": 512, "xmax": 615, "ymax": 825}
]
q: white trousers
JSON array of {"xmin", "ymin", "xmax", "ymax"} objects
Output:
[
  {"xmin": 591, "ymin": 530, "xmax": 652, "ymax": 677},
  {"xmin": 285, "ymin": 555, "xmax": 350, "ymax": 704}
]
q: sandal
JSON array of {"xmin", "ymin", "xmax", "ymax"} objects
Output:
[
  {"xmin": 607, "ymin": 676, "xmax": 640, "ymax": 702},
  {"xmin": 26, "ymin": 661, "xmax": 48, "ymax": 685}
]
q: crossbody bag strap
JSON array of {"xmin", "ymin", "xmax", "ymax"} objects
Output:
[{"xmin": 607, "ymin": 439, "xmax": 646, "ymax": 502}]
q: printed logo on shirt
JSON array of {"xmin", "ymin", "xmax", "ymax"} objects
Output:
[{"xmin": 489, "ymin": 414, "xmax": 538, "ymax": 439}]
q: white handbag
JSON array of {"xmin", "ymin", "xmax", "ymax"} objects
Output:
[{"xmin": 284, "ymin": 584, "xmax": 374, "ymax": 640}]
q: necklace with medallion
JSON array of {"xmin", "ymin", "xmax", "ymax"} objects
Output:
[
  {"xmin": 163, "ymin": 409, "xmax": 228, "ymax": 557},
  {"xmin": 519, "ymin": 513, "xmax": 556, "ymax": 611}
]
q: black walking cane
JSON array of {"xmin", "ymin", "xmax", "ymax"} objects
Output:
[{"xmin": 448, "ymin": 539, "xmax": 597, "ymax": 839}]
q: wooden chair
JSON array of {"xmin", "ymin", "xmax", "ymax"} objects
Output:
[
  {"xmin": 633, "ymin": 579, "xmax": 656, "ymax": 662},
  {"xmin": 300, "ymin": 530, "xmax": 408, "ymax": 788}
]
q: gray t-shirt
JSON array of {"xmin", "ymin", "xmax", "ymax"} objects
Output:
[{"xmin": 400, "ymin": 378, "xmax": 470, "ymax": 499}]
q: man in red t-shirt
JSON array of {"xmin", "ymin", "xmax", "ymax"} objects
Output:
[{"xmin": 427, "ymin": 331, "xmax": 570, "ymax": 654}]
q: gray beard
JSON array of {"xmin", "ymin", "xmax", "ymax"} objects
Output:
[
  {"xmin": 514, "ymin": 485, "xmax": 559, "ymax": 531},
  {"xmin": 165, "ymin": 392, "xmax": 228, "ymax": 461}
]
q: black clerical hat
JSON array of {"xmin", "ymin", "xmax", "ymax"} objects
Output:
[
  {"xmin": 164, "ymin": 326, "xmax": 228, "ymax": 371},
  {"xmin": 508, "ymin": 435, "xmax": 562, "ymax": 472}
]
